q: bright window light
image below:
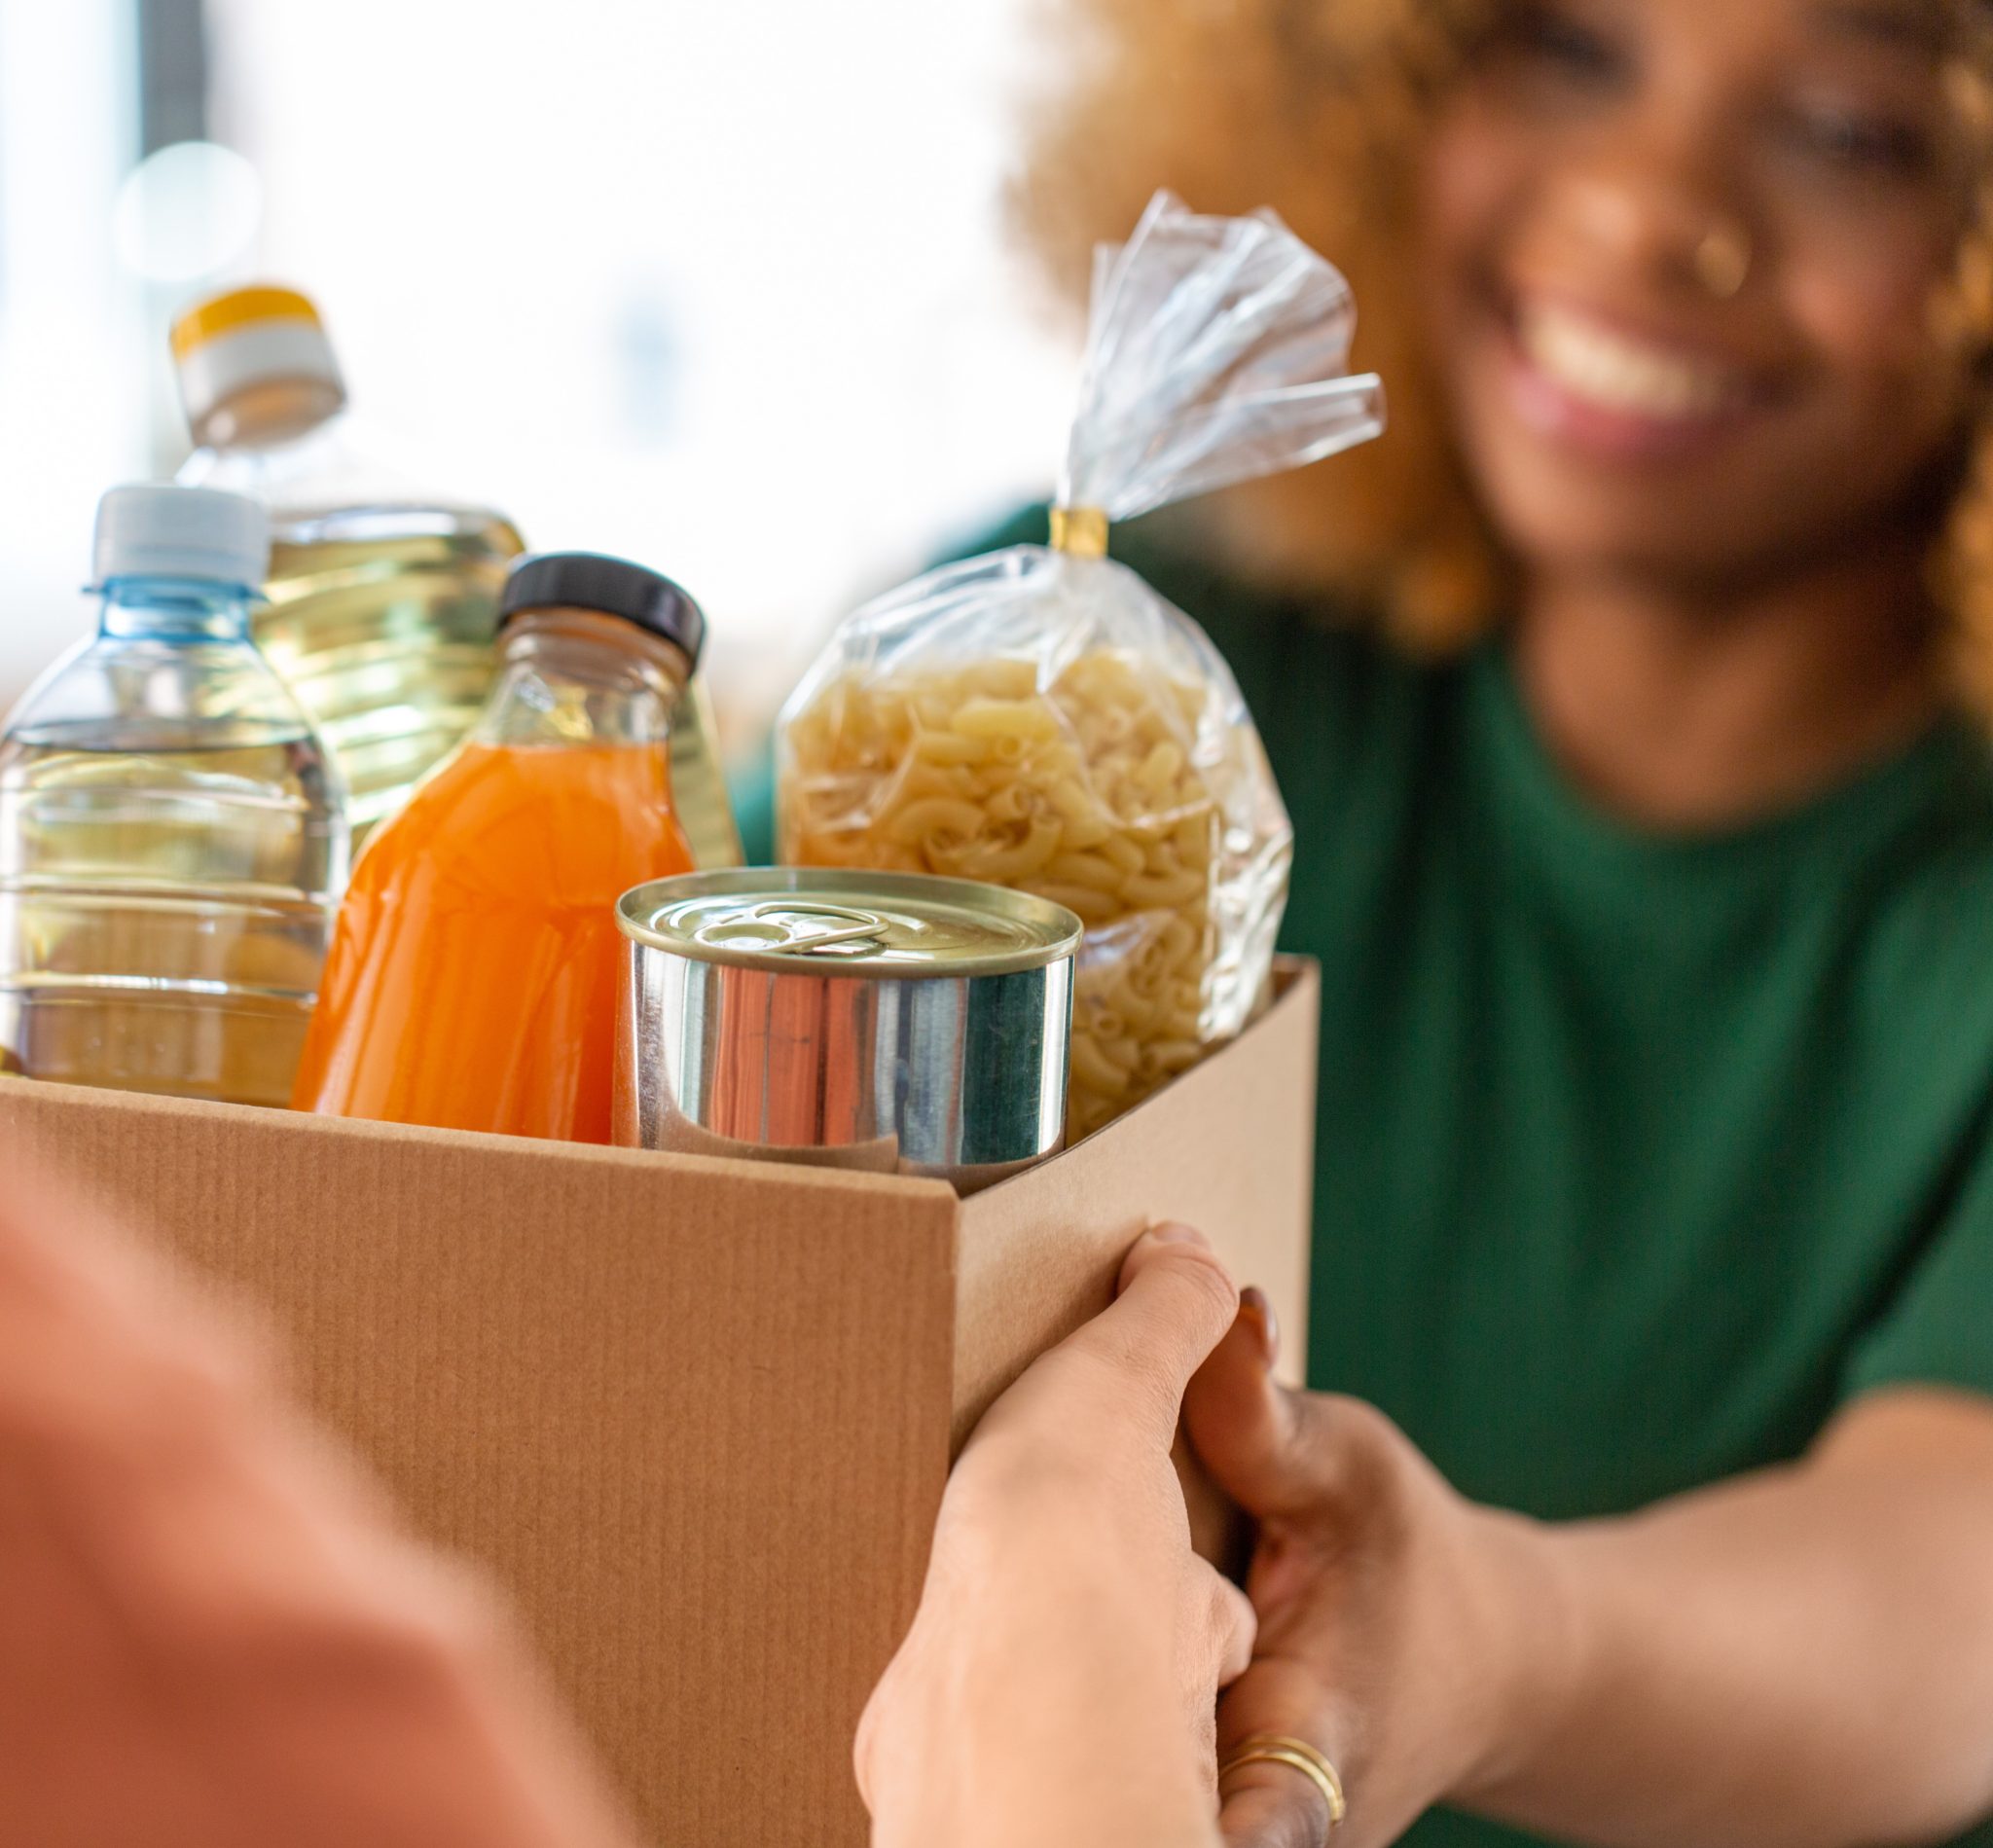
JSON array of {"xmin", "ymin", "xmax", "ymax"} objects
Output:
[{"xmin": 112, "ymin": 139, "xmax": 262, "ymax": 284}]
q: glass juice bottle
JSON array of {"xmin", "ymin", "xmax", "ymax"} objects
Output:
[
  {"xmin": 291, "ymin": 553, "xmax": 702, "ymax": 1142},
  {"xmin": 0, "ymin": 485, "xmax": 347, "ymax": 1106}
]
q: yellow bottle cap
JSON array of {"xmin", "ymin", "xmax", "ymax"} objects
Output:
[
  {"xmin": 170, "ymin": 283, "xmax": 344, "ymax": 436},
  {"xmin": 170, "ymin": 284, "xmax": 323, "ymax": 361}
]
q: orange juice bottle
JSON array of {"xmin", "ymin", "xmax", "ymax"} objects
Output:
[{"xmin": 291, "ymin": 554, "xmax": 703, "ymax": 1141}]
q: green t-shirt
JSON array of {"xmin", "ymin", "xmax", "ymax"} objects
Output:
[{"xmin": 751, "ymin": 508, "xmax": 1993, "ymax": 1846}]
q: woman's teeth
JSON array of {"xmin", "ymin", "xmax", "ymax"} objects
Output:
[{"xmin": 1518, "ymin": 304, "xmax": 1746, "ymax": 421}]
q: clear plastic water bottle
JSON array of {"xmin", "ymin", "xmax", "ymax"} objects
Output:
[{"xmin": 0, "ymin": 485, "xmax": 348, "ymax": 1106}]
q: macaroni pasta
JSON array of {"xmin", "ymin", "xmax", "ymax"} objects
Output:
[{"xmin": 780, "ymin": 650, "xmax": 1237, "ymax": 1139}]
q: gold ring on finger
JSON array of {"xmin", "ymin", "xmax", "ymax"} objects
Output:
[{"xmin": 1218, "ymin": 1733, "xmax": 1348, "ymax": 1830}]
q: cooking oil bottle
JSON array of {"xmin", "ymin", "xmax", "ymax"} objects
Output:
[
  {"xmin": 664, "ymin": 673, "xmax": 743, "ymax": 871},
  {"xmin": 0, "ymin": 485, "xmax": 347, "ymax": 1106},
  {"xmin": 169, "ymin": 284, "xmax": 743, "ymax": 867},
  {"xmin": 171, "ymin": 285, "xmax": 524, "ymax": 847}
]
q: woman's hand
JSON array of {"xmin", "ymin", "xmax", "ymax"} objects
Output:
[
  {"xmin": 1186, "ymin": 1302, "xmax": 1567, "ymax": 1848},
  {"xmin": 1189, "ymin": 1304, "xmax": 1993, "ymax": 1848},
  {"xmin": 856, "ymin": 1224, "xmax": 1257, "ymax": 1848}
]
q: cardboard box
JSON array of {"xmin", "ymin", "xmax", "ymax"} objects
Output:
[{"xmin": 0, "ymin": 960, "xmax": 1318, "ymax": 1847}]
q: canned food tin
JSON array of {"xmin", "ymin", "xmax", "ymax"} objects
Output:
[{"xmin": 614, "ymin": 870, "xmax": 1082, "ymax": 1193}]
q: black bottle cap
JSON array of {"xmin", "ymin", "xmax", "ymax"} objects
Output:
[{"xmin": 499, "ymin": 552, "xmax": 706, "ymax": 669}]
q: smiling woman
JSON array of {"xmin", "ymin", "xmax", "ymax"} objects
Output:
[
  {"xmin": 962, "ymin": 3, "xmax": 1993, "ymax": 1846},
  {"xmin": 1425, "ymin": 0, "xmax": 1975, "ymax": 622}
]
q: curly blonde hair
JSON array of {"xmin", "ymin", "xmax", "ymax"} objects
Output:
[{"xmin": 1009, "ymin": 0, "xmax": 1993, "ymax": 712}]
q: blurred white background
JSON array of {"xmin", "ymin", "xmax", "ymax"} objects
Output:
[{"xmin": 0, "ymin": 0, "xmax": 1076, "ymax": 744}]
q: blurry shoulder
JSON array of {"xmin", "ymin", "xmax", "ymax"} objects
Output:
[
  {"xmin": 1846, "ymin": 727, "xmax": 1993, "ymax": 1099},
  {"xmin": 1891, "ymin": 726, "xmax": 1993, "ymax": 927}
]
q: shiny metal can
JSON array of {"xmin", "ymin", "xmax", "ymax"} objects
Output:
[{"xmin": 614, "ymin": 869, "xmax": 1081, "ymax": 1192}]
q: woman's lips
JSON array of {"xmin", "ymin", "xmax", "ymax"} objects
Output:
[{"xmin": 1501, "ymin": 297, "xmax": 1767, "ymax": 462}]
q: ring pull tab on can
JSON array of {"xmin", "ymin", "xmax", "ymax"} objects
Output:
[{"xmin": 693, "ymin": 901, "xmax": 890, "ymax": 959}]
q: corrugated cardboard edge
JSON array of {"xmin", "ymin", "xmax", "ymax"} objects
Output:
[{"xmin": 0, "ymin": 1073, "xmax": 968, "ymax": 1199}]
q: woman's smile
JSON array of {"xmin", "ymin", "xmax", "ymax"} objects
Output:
[
  {"xmin": 1416, "ymin": 0, "xmax": 1970, "ymax": 586},
  {"xmin": 1503, "ymin": 293, "xmax": 1769, "ymax": 459}
]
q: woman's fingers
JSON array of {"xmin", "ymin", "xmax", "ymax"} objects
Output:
[
  {"xmin": 1218, "ymin": 1767, "xmax": 1337, "ymax": 1848},
  {"xmin": 1215, "ymin": 1658, "xmax": 1354, "ymax": 1848},
  {"xmin": 1219, "ymin": 1771, "xmax": 1334, "ymax": 1848},
  {"xmin": 1212, "ymin": 1567, "xmax": 1259, "ymax": 1687},
  {"xmin": 1182, "ymin": 1297, "xmax": 1311, "ymax": 1514},
  {"xmin": 1185, "ymin": 1308, "xmax": 1385, "ymax": 1523}
]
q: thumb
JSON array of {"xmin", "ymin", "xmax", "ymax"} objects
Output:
[
  {"xmin": 1183, "ymin": 1307, "xmax": 1361, "ymax": 1523},
  {"xmin": 1044, "ymin": 1223, "xmax": 1240, "ymax": 1450}
]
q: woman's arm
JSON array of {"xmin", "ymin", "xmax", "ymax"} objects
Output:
[
  {"xmin": 856, "ymin": 1225, "xmax": 1255, "ymax": 1848},
  {"xmin": 1190, "ymin": 1312, "xmax": 1993, "ymax": 1848},
  {"xmin": 1501, "ymin": 1389, "xmax": 1993, "ymax": 1847}
]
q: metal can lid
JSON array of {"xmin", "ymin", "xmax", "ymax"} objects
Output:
[{"xmin": 616, "ymin": 869, "xmax": 1083, "ymax": 978}]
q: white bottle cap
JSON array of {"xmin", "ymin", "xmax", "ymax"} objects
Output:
[
  {"xmin": 170, "ymin": 284, "xmax": 346, "ymax": 436},
  {"xmin": 92, "ymin": 484, "xmax": 272, "ymax": 588}
]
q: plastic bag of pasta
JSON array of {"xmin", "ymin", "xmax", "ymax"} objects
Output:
[{"xmin": 779, "ymin": 192, "xmax": 1386, "ymax": 1140}]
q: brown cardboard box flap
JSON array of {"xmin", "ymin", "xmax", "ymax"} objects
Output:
[{"xmin": 955, "ymin": 959, "xmax": 1318, "ymax": 1448}]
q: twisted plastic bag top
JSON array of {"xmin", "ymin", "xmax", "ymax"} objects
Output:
[{"xmin": 1059, "ymin": 191, "xmax": 1385, "ymax": 523}]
